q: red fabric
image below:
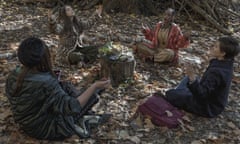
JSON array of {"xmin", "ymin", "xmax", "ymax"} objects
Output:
[
  {"xmin": 138, "ymin": 94, "xmax": 184, "ymax": 128},
  {"xmin": 142, "ymin": 22, "xmax": 190, "ymax": 63}
]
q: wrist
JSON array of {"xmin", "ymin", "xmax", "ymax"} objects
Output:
[
  {"xmin": 188, "ymin": 76, "xmax": 196, "ymax": 84},
  {"xmin": 89, "ymin": 83, "xmax": 96, "ymax": 91}
]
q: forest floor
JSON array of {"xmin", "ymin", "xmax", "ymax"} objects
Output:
[{"xmin": 0, "ymin": 1, "xmax": 240, "ymax": 144}]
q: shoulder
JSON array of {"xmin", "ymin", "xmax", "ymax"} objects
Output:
[
  {"xmin": 6, "ymin": 66, "xmax": 21, "ymax": 82},
  {"xmin": 24, "ymin": 72, "xmax": 58, "ymax": 89},
  {"xmin": 209, "ymin": 59, "xmax": 234, "ymax": 69},
  {"xmin": 207, "ymin": 59, "xmax": 233, "ymax": 79}
]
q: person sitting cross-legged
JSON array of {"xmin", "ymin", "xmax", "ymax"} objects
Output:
[
  {"xmin": 5, "ymin": 37, "xmax": 111, "ymax": 140},
  {"xmin": 165, "ymin": 36, "xmax": 240, "ymax": 117},
  {"xmin": 135, "ymin": 8, "xmax": 190, "ymax": 64}
]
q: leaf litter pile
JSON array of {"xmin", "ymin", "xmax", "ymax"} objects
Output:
[{"xmin": 0, "ymin": 1, "xmax": 240, "ymax": 144}]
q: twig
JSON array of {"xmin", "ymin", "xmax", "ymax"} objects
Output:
[
  {"xmin": 185, "ymin": 0, "xmax": 231, "ymax": 34},
  {"xmin": 221, "ymin": 6, "xmax": 240, "ymax": 17}
]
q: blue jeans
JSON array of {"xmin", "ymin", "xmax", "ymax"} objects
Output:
[
  {"xmin": 166, "ymin": 76, "xmax": 193, "ymax": 109},
  {"xmin": 175, "ymin": 76, "xmax": 189, "ymax": 90},
  {"xmin": 166, "ymin": 76, "xmax": 205, "ymax": 116}
]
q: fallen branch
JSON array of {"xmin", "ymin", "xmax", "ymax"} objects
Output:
[{"xmin": 184, "ymin": 0, "xmax": 231, "ymax": 34}]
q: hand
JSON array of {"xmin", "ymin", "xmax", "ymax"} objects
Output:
[
  {"xmin": 48, "ymin": 10, "xmax": 52, "ymax": 18},
  {"xmin": 184, "ymin": 63, "xmax": 196, "ymax": 82},
  {"xmin": 96, "ymin": 5, "xmax": 103, "ymax": 18},
  {"xmin": 93, "ymin": 78, "xmax": 111, "ymax": 90},
  {"xmin": 141, "ymin": 23, "xmax": 149, "ymax": 30},
  {"xmin": 183, "ymin": 31, "xmax": 191, "ymax": 40},
  {"xmin": 48, "ymin": 10, "xmax": 54, "ymax": 19}
]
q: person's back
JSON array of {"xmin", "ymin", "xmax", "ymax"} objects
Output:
[
  {"xmin": 6, "ymin": 68, "xmax": 76, "ymax": 139},
  {"xmin": 166, "ymin": 36, "xmax": 240, "ymax": 117},
  {"xmin": 5, "ymin": 37, "xmax": 111, "ymax": 140}
]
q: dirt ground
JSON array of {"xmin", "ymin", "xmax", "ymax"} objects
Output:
[{"xmin": 0, "ymin": 1, "xmax": 240, "ymax": 144}]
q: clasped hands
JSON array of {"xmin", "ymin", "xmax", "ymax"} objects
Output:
[{"xmin": 183, "ymin": 62, "xmax": 197, "ymax": 82}]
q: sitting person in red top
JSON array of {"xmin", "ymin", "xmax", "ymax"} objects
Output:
[{"xmin": 135, "ymin": 8, "xmax": 190, "ymax": 64}]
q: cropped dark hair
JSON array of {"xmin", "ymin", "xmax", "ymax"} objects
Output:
[{"xmin": 219, "ymin": 36, "xmax": 240, "ymax": 59}]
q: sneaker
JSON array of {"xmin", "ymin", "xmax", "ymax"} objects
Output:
[
  {"xmin": 74, "ymin": 114, "xmax": 112, "ymax": 138},
  {"xmin": 87, "ymin": 114, "xmax": 112, "ymax": 128},
  {"xmin": 74, "ymin": 118, "xmax": 91, "ymax": 138}
]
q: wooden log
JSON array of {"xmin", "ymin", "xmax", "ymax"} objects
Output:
[{"xmin": 100, "ymin": 55, "xmax": 135, "ymax": 87}]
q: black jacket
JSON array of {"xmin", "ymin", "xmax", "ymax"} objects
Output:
[
  {"xmin": 5, "ymin": 67, "xmax": 82, "ymax": 140},
  {"xmin": 166, "ymin": 59, "xmax": 234, "ymax": 117}
]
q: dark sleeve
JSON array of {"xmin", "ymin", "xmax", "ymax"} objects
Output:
[
  {"xmin": 79, "ymin": 14, "xmax": 99, "ymax": 30},
  {"xmin": 49, "ymin": 18, "xmax": 64, "ymax": 35},
  {"xmin": 43, "ymin": 79, "xmax": 82, "ymax": 115},
  {"xmin": 79, "ymin": 20, "xmax": 92, "ymax": 30},
  {"xmin": 188, "ymin": 69, "xmax": 223, "ymax": 100}
]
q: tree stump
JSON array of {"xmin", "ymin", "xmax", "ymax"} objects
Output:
[{"xmin": 100, "ymin": 55, "xmax": 135, "ymax": 87}]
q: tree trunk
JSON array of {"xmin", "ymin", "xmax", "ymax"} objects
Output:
[{"xmin": 100, "ymin": 55, "xmax": 135, "ymax": 87}]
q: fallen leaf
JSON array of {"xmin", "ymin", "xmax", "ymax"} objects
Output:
[
  {"xmin": 0, "ymin": 125, "xmax": 6, "ymax": 133},
  {"xmin": 157, "ymin": 138, "xmax": 167, "ymax": 144},
  {"xmin": 106, "ymin": 130, "xmax": 118, "ymax": 139},
  {"xmin": 233, "ymin": 129, "xmax": 240, "ymax": 135},
  {"xmin": 191, "ymin": 140, "xmax": 205, "ymax": 144},
  {"xmin": 182, "ymin": 115, "xmax": 191, "ymax": 122},
  {"xmin": 0, "ymin": 108, "xmax": 12, "ymax": 121},
  {"xmin": 128, "ymin": 136, "xmax": 141, "ymax": 144},
  {"xmin": 118, "ymin": 130, "xmax": 129, "ymax": 139},
  {"xmin": 144, "ymin": 118, "xmax": 155, "ymax": 129},
  {"xmin": 165, "ymin": 110, "xmax": 173, "ymax": 117},
  {"xmin": 227, "ymin": 122, "xmax": 236, "ymax": 129},
  {"xmin": 186, "ymin": 125, "xmax": 195, "ymax": 131}
]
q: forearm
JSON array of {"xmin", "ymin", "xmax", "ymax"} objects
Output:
[
  {"xmin": 77, "ymin": 84, "xmax": 96, "ymax": 107},
  {"xmin": 142, "ymin": 28, "xmax": 154, "ymax": 41},
  {"xmin": 177, "ymin": 34, "xmax": 190, "ymax": 49}
]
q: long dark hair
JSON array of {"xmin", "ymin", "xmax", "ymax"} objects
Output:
[
  {"xmin": 13, "ymin": 37, "xmax": 55, "ymax": 97},
  {"xmin": 59, "ymin": 5, "xmax": 83, "ymax": 35}
]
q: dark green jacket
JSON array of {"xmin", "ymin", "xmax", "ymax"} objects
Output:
[{"xmin": 5, "ymin": 67, "xmax": 82, "ymax": 140}]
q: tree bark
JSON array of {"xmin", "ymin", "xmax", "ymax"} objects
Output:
[{"xmin": 100, "ymin": 55, "xmax": 135, "ymax": 87}]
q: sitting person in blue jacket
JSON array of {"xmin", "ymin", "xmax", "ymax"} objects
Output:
[
  {"xmin": 166, "ymin": 36, "xmax": 240, "ymax": 117},
  {"xmin": 5, "ymin": 37, "xmax": 111, "ymax": 140}
]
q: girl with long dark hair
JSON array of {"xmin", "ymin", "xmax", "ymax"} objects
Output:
[
  {"xmin": 49, "ymin": 5, "xmax": 102, "ymax": 67},
  {"xmin": 6, "ymin": 37, "xmax": 111, "ymax": 140}
]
